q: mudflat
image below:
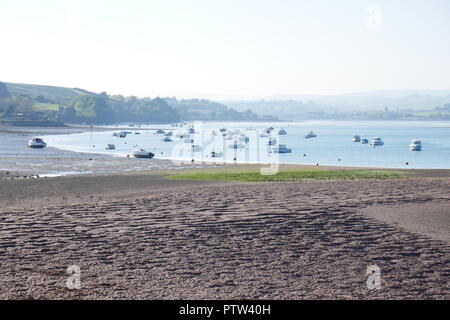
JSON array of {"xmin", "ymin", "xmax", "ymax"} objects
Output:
[{"xmin": 0, "ymin": 172, "xmax": 449, "ymax": 299}]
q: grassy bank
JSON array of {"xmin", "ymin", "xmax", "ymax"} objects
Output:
[{"xmin": 169, "ymin": 169, "xmax": 408, "ymax": 182}]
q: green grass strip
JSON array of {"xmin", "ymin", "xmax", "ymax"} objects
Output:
[{"xmin": 169, "ymin": 169, "xmax": 408, "ymax": 182}]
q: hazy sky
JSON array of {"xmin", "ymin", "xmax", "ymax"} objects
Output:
[{"xmin": 1, "ymin": 0, "xmax": 449, "ymax": 99}]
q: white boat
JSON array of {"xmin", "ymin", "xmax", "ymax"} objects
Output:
[
  {"xmin": 188, "ymin": 127, "xmax": 195, "ymax": 134},
  {"xmin": 304, "ymin": 131, "xmax": 317, "ymax": 139},
  {"xmin": 28, "ymin": 138, "xmax": 47, "ymax": 148},
  {"xmin": 118, "ymin": 131, "xmax": 127, "ymax": 138},
  {"xmin": 105, "ymin": 144, "xmax": 116, "ymax": 150},
  {"xmin": 277, "ymin": 129, "xmax": 287, "ymax": 135},
  {"xmin": 162, "ymin": 137, "xmax": 173, "ymax": 142},
  {"xmin": 272, "ymin": 144, "xmax": 292, "ymax": 153},
  {"xmin": 156, "ymin": 129, "xmax": 165, "ymax": 135},
  {"xmin": 352, "ymin": 135, "xmax": 361, "ymax": 142},
  {"xmin": 164, "ymin": 131, "xmax": 173, "ymax": 137},
  {"xmin": 219, "ymin": 128, "xmax": 227, "ymax": 132},
  {"xmin": 268, "ymin": 138, "xmax": 277, "ymax": 145},
  {"xmin": 361, "ymin": 138, "xmax": 369, "ymax": 144},
  {"xmin": 228, "ymin": 142, "xmax": 245, "ymax": 149},
  {"xmin": 409, "ymin": 139, "xmax": 422, "ymax": 151},
  {"xmin": 191, "ymin": 145, "xmax": 202, "ymax": 152},
  {"xmin": 370, "ymin": 137, "xmax": 384, "ymax": 146},
  {"xmin": 132, "ymin": 147, "xmax": 155, "ymax": 158},
  {"xmin": 211, "ymin": 151, "xmax": 223, "ymax": 158},
  {"xmin": 238, "ymin": 135, "xmax": 249, "ymax": 143}
]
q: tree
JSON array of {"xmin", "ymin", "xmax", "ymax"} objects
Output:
[
  {"xmin": 132, "ymin": 97, "xmax": 179, "ymax": 122},
  {"xmin": 72, "ymin": 95, "xmax": 116, "ymax": 123},
  {"xmin": 13, "ymin": 94, "xmax": 34, "ymax": 113},
  {"xmin": 60, "ymin": 106, "xmax": 78, "ymax": 123},
  {"xmin": 0, "ymin": 82, "xmax": 11, "ymax": 99}
]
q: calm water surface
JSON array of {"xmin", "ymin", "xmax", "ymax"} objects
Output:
[{"xmin": 41, "ymin": 121, "xmax": 450, "ymax": 169}]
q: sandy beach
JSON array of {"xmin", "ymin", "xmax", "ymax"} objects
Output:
[{"xmin": 0, "ymin": 170, "xmax": 449, "ymax": 299}]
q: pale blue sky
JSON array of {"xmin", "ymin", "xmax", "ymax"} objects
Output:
[{"xmin": 1, "ymin": 0, "xmax": 449, "ymax": 99}]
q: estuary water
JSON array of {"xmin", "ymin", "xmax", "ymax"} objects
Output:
[{"xmin": 40, "ymin": 121, "xmax": 450, "ymax": 169}]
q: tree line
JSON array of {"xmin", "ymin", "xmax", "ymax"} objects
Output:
[{"xmin": 0, "ymin": 82, "xmax": 260, "ymax": 124}]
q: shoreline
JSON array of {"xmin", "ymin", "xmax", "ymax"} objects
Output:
[
  {"xmin": 2, "ymin": 167, "xmax": 450, "ymax": 208},
  {"xmin": 3, "ymin": 123, "xmax": 450, "ymax": 175}
]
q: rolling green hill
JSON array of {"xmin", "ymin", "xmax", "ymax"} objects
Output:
[
  {"xmin": 1, "ymin": 81, "xmax": 263, "ymax": 124},
  {"xmin": 5, "ymin": 82, "xmax": 96, "ymax": 103}
]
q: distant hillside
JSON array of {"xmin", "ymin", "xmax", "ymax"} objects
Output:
[
  {"xmin": 225, "ymin": 99, "xmax": 320, "ymax": 120},
  {"xmin": 164, "ymin": 97, "xmax": 261, "ymax": 121},
  {"xmin": 262, "ymin": 90, "xmax": 450, "ymax": 112},
  {"xmin": 5, "ymin": 82, "xmax": 96, "ymax": 103},
  {"xmin": 1, "ymin": 81, "xmax": 262, "ymax": 124}
]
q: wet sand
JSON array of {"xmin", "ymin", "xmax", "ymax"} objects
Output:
[
  {"xmin": 0, "ymin": 172, "xmax": 449, "ymax": 299},
  {"xmin": 0, "ymin": 125, "xmax": 226, "ymax": 177},
  {"xmin": 363, "ymin": 202, "xmax": 450, "ymax": 243}
]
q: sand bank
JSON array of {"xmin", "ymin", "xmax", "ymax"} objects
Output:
[{"xmin": 0, "ymin": 172, "xmax": 449, "ymax": 299}]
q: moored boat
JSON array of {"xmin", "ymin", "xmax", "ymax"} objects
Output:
[
  {"xmin": 28, "ymin": 138, "xmax": 47, "ymax": 148},
  {"xmin": 409, "ymin": 139, "xmax": 422, "ymax": 151},
  {"xmin": 272, "ymin": 144, "xmax": 292, "ymax": 153},
  {"xmin": 191, "ymin": 145, "xmax": 202, "ymax": 152},
  {"xmin": 228, "ymin": 142, "xmax": 245, "ymax": 149},
  {"xmin": 211, "ymin": 151, "xmax": 223, "ymax": 158},
  {"xmin": 304, "ymin": 131, "xmax": 317, "ymax": 139},
  {"xmin": 370, "ymin": 136, "xmax": 384, "ymax": 146},
  {"xmin": 238, "ymin": 135, "xmax": 249, "ymax": 143},
  {"xmin": 132, "ymin": 147, "xmax": 155, "ymax": 158}
]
